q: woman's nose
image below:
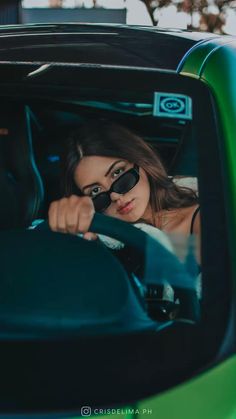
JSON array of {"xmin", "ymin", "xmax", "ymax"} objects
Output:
[{"xmin": 110, "ymin": 191, "xmax": 122, "ymax": 201}]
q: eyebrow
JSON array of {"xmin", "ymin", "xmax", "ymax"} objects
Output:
[{"xmin": 82, "ymin": 160, "xmax": 124, "ymax": 192}]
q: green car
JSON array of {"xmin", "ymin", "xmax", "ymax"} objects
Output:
[{"xmin": 0, "ymin": 23, "xmax": 235, "ymax": 419}]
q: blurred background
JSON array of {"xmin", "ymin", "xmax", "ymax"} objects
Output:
[{"xmin": 0, "ymin": 0, "xmax": 235, "ymax": 34}]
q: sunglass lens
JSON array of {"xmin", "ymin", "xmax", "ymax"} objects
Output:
[
  {"xmin": 113, "ymin": 171, "xmax": 138, "ymax": 194},
  {"xmin": 93, "ymin": 192, "xmax": 111, "ymax": 213}
]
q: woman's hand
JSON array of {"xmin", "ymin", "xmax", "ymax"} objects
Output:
[{"xmin": 48, "ymin": 195, "xmax": 97, "ymax": 240}]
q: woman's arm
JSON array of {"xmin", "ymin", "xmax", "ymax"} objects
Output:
[{"xmin": 48, "ymin": 195, "xmax": 97, "ymax": 240}]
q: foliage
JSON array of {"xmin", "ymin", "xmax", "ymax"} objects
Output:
[
  {"xmin": 48, "ymin": 0, "xmax": 235, "ymax": 33},
  {"xmin": 139, "ymin": 0, "xmax": 234, "ymax": 33}
]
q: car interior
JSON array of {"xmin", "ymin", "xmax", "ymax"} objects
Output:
[
  {"xmin": 0, "ymin": 68, "xmax": 231, "ymax": 413},
  {"xmin": 0, "ymin": 97, "xmax": 197, "ymax": 223},
  {"xmin": 30, "ymin": 100, "xmax": 195, "ymax": 217}
]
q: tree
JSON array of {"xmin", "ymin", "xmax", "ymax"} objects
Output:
[
  {"xmin": 46, "ymin": 0, "xmax": 233, "ymax": 33},
  {"xmin": 49, "ymin": 0, "xmax": 63, "ymax": 7},
  {"xmin": 139, "ymin": 0, "xmax": 230, "ymax": 33}
]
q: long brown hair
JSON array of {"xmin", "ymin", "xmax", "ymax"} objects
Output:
[{"xmin": 63, "ymin": 120, "xmax": 198, "ymax": 219}]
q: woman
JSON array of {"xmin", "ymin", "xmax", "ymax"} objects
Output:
[
  {"xmin": 48, "ymin": 120, "xmax": 200, "ymax": 243},
  {"xmin": 47, "ymin": 119, "xmax": 201, "ymax": 320}
]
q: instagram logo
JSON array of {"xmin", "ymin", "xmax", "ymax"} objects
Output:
[{"xmin": 81, "ymin": 406, "xmax": 92, "ymax": 416}]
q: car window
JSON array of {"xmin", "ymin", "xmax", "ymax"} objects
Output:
[{"xmin": 0, "ymin": 68, "xmax": 231, "ymax": 413}]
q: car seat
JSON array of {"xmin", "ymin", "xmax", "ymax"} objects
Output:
[
  {"xmin": 0, "ymin": 105, "xmax": 44, "ymax": 229},
  {"xmin": 168, "ymin": 123, "xmax": 198, "ymax": 177}
]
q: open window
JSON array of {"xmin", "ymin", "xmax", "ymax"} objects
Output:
[{"xmin": 0, "ymin": 65, "xmax": 232, "ymax": 415}]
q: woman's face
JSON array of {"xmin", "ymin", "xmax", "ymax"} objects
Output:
[{"xmin": 74, "ymin": 156, "xmax": 151, "ymax": 223}]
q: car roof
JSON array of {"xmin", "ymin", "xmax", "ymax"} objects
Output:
[{"xmin": 0, "ymin": 23, "xmax": 220, "ymax": 71}]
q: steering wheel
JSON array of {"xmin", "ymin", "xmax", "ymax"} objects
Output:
[
  {"xmin": 0, "ymin": 212, "xmax": 200, "ymax": 341},
  {"xmin": 37, "ymin": 212, "xmax": 200, "ymax": 323},
  {"xmin": 91, "ymin": 213, "xmax": 200, "ymax": 323}
]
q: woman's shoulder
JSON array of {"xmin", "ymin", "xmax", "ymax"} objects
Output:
[
  {"xmin": 177, "ymin": 204, "xmax": 200, "ymax": 235},
  {"xmin": 159, "ymin": 205, "xmax": 199, "ymax": 235}
]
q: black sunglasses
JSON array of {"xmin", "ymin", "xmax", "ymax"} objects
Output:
[{"xmin": 92, "ymin": 164, "xmax": 140, "ymax": 213}]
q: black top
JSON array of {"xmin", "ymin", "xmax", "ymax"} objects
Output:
[{"xmin": 190, "ymin": 206, "xmax": 200, "ymax": 235}]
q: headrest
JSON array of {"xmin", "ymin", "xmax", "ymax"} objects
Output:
[{"xmin": 0, "ymin": 105, "xmax": 44, "ymax": 229}]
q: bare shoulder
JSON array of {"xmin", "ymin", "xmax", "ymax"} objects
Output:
[
  {"xmin": 175, "ymin": 204, "xmax": 200, "ymax": 236},
  {"xmin": 161, "ymin": 204, "xmax": 200, "ymax": 235}
]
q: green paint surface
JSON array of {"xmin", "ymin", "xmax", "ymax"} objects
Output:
[
  {"xmin": 138, "ymin": 355, "xmax": 236, "ymax": 419},
  {"xmin": 181, "ymin": 38, "xmax": 236, "ymax": 278}
]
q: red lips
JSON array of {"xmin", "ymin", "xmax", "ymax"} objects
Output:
[{"xmin": 117, "ymin": 199, "xmax": 135, "ymax": 215}]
